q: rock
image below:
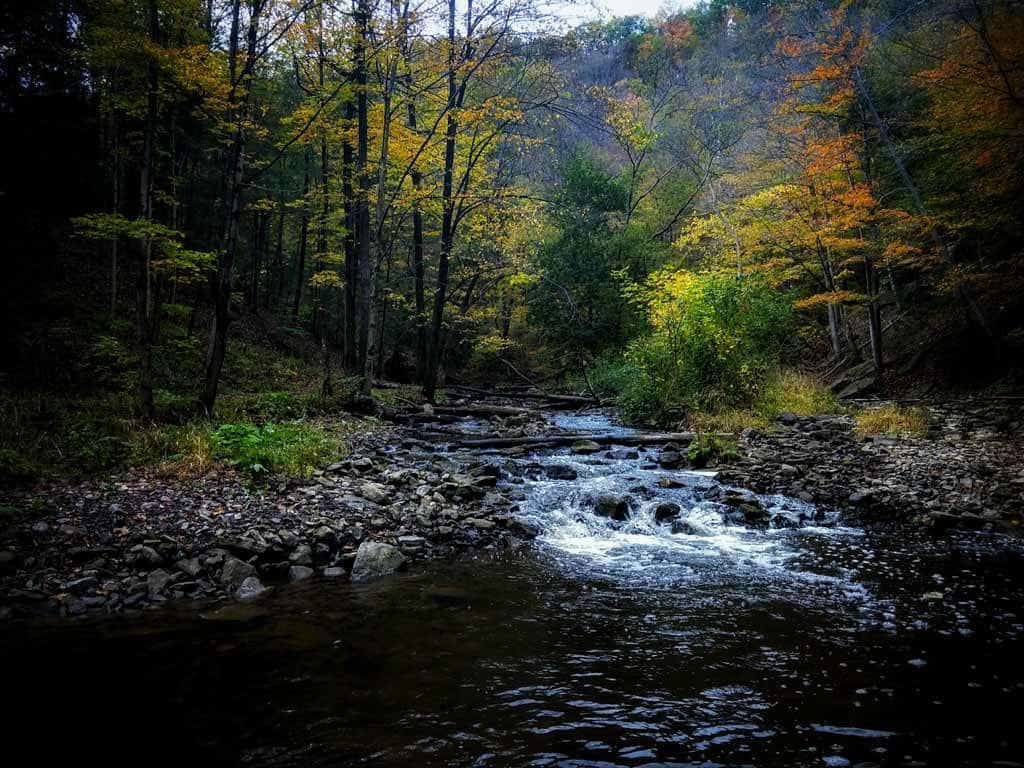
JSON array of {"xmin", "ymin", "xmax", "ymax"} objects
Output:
[
  {"xmin": 545, "ymin": 465, "xmax": 578, "ymax": 481},
  {"xmin": 350, "ymin": 541, "xmax": 406, "ymax": 583},
  {"xmin": 670, "ymin": 520, "xmax": 700, "ymax": 535},
  {"xmin": 129, "ymin": 544, "xmax": 163, "ymax": 565},
  {"xmin": 175, "ymin": 558, "xmax": 202, "ymax": 577},
  {"xmin": 658, "ymin": 450, "xmax": 684, "ymax": 468},
  {"xmin": 607, "ymin": 449, "xmax": 640, "ymax": 460},
  {"xmin": 848, "ymin": 489, "xmax": 873, "ymax": 504},
  {"xmin": 289, "ymin": 544, "xmax": 313, "ymax": 565},
  {"xmin": 657, "ymin": 477, "xmax": 684, "ymax": 489},
  {"xmin": 147, "ymin": 569, "xmax": 174, "ymax": 597},
  {"xmin": 66, "ymin": 576, "xmax": 99, "ymax": 595},
  {"xmin": 397, "ymin": 535, "xmax": 426, "ymax": 553},
  {"xmin": 654, "ymin": 502, "xmax": 681, "ymax": 523},
  {"xmin": 359, "ymin": 482, "xmax": 391, "ymax": 505},
  {"xmin": 220, "ymin": 557, "xmax": 256, "ymax": 588},
  {"xmin": 235, "ymin": 576, "xmax": 267, "ymax": 601},
  {"xmin": 466, "ymin": 518, "xmax": 496, "ymax": 531},
  {"xmin": 322, "ymin": 566, "xmax": 346, "ymax": 578},
  {"xmin": 288, "ymin": 565, "xmax": 314, "ymax": 582},
  {"xmin": 351, "ymin": 456, "xmax": 375, "ymax": 471},
  {"xmin": 777, "ymin": 412, "xmax": 798, "ymax": 426},
  {"xmin": 571, "ymin": 440, "xmax": 602, "ymax": 454},
  {"xmin": 592, "ymin": 494, "xmax": 630, "ymax": 521},
  {"xmin": 0, "ymin": 550, "xmax": 18, "ymax": 573}
]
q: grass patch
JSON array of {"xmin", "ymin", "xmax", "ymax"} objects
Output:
[
  {"xmin": 687, "ymin": 434, "xmax": 740, "ymax": 467},
  {"xmin": 688, "ymin": 370, "xmax": 840, "ymax": 432},
  {"xmin": 854, "ymin": 404, "xmax": 928, "ymax": 438},
  {"xmin": 210, "ymin": 422, "xmax": 344, "ymax": 477}
]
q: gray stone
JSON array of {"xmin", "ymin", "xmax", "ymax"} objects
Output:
[
  {"xmin": 289, "ymin": 544, "xmax": 313, "ymax": 565},
  {"xmin": 397, "ymin": 535, "xmax": 426, "ymax": 552},
  {"xmin": 288, "ymin": 565, "xmax": 314, "ymax": 582},
  {"xmin": 235, "ymin": 576, "xmax": 267, "ymax": 601},
  {"xmin": 146, "ymin": 569, "xmax": 174, "ymax": 597},
  {"xmin": 466, "ymin": 518, "xmax": 496, "ymax": 531},
  {"xmin": 66, "ymin": 575, "xmax": 99, "ymax": 595},
  {"xmin": 350, "ymin": 541, "xmax": 406, "ymax": 583},
  {"xmin": 607, "ymin": 449, "xmax": 640, "ymax": 460},
  {"xmin": 322, "ymin": 566, "xmax": 346, "ymax": 578},
  {"xmin": 359, "ymin": 482, "xmax": 391, "ymax": 505},
  {"xmin": 571, "ymin": 440, "xmax": 602, "ymax": 454},
  {"xmin": 175, "ymin": 558, "xmax": 202, "ymax": 577},
  {"xmin": 658, "ymin": 451, "xmax": 684, "ymax": 468},
  {"xmin": 545, "ymin": 465, "xmax": 578, "ymax": 480},
  {"xmin": 220, "ymin": 556, "xmax": 256, "ymax": 588}
]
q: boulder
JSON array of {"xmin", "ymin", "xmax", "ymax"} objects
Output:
[
  {"xmin": 571, "ymin": 440, "xmax": 602, "ymax": 454},
  {"xmin": 545, "ymin": 465, "xmax": 578, "ymax": 481},
  {"xmin": 146, "ymin": 569, "xmax": 174, "ymax": 597},
  {"xmin": 288, "ymin": 565, "xmax": 315, "ymax": 582},
  {"xmin": 350, "ymin": 541, "xmax": 406, "ymax": 583},
  {"xmin": 607, "ymin": 449, "xmax": 640, "ymax": 460},
  {"xmin": 235, "ymin": 576, "xmax": 267, "ymax": 601},
  {"xmin": 654, "ymin": 502, "xmax": 682, "ymax": 523},
  {"xmin": 658, "ymin": 450, "xmax": 684, "ymax": 468},
  {"xmin": 592, "ymin": 494, "xmax": 630, "ymax": 521},
  {"xmin": 359, "ymin": 482, "xmax": 391, "ymax": 505},
  {"xmin": 220, "ymin": 556, "xmax": 256, "ymax": 588}
]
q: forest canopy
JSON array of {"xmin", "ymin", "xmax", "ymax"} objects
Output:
[{"xmin": 1, "ymin": 0, "xmax": 1022, "ymax": 461}]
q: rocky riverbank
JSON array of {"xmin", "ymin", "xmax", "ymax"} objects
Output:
[
  {"xmin": 2, "ymin": 397, "xmax": 1020, "ymax": 620},
  {"xmin": 0, "ymin": 425, "xmax": 537, "ymax": 620},
  {"xmin": 717, "ymin": 399, "xmax": 1024, "ymax": 532}
]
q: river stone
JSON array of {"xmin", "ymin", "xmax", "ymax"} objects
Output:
[
  {"xmin": 220, "ymin": 556, "xmax": 256, "ymax": 588},
  {"xmin": 359, "ymin": 482, "xmax": 390, "ymax": 505},
  {"xmin": 66, "ymin": 575, "xmax": 99, "ymax": 595},
  {"xmin": 288, "ymin": 565, "xmax": 314, "ymax": 582},
  {"xmin": 658, "ymin": 450, "xmax": 684, "ymax": 468},
  {"xmin": 235, "ymin": 576, "xmax": 267, "ymax": 601},
  {"xmin": 175, "ymin": 558, "xmax": 202, "ymax": 577},
  {"xmin": 350, "ymin": 541, "xmax": 406, "ymax": 583},
  {"xmin": 545, "ymin": 465, "xmax": 578, "ymax": 481},
  {"xmin": 571, "ymin": 440, "xmax": 602, "ymax": 454},
  {"xmin": 593, "ymin": 494, "xmax": 629, "ymax": 521},
  {"xmin": 289, "ymin": 544, "xmax": 313, "ymax": 565},
  {"xmin": 607, "ymin": 448, "xmax": 640, "ymax": 460},
  {"xmin": 146, "ymin": 569, "xmax": 174, "ymax": 597},
  {"xmin": 654, "ymin": 502, "xmax": 681, "ymax": 523}
]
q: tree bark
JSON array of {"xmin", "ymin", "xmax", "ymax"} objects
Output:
[{"xmin": 202, "ymin": 0, "xmax": 262, "ymax": 415}]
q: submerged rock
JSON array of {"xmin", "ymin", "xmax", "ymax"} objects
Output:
[
  {"xmin": 545, "ymin": 465, "xmax": 578, "ymax": 481},
  {"xmin": 592, "ymin": 494, "xmax": 630, "ymax": 521},
  {"xmin": 350, "ymin": 541, "xmax": 406, "ymax": 583},
  {"xmin": 654, "ymin": 502, "xmax": 681, "ymax": 523}
]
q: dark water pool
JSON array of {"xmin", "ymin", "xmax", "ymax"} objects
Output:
[{"xmin": 3, "ymin": 526, "xmax": 1023, "ymax": 768}]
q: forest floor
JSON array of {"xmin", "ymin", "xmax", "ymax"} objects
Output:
[{"xmin": 0, "ymin": 393, "xmax": 1021, "ymax": 620}]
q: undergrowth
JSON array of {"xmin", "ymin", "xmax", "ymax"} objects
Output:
[{"xmin": 854, "ymin": 404, "xmax": 929, "ymax": 438}]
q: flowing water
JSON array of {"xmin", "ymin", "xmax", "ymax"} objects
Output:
[{"xmin": 3, "ymin": 412, "xmax": 1023, "ymax": 767}]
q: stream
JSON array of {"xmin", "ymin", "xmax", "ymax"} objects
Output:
[{"xmin": 3, "ymin": 410, "xmax": 1023, "ymax": 766}]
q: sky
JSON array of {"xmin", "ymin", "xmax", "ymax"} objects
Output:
[{"xmin": 550, "ymin": 0, "xmax": 697, "ymax": 25}]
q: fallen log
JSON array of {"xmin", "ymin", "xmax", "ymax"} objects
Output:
[
  {"xmin": 441, "ymin": 386, "xmax": 596, "ymax": 406},
  {"xmin": 448, "ymin": 432, "xmax": 698, "ymax": 450},
  {"xmin": 431, "ymin": 404, "xmax": 535, "ymax": 417}
]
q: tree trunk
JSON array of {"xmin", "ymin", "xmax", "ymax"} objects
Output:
[
  {"xmin": 202, "ymin": 0, "xmax": 262, "ymax": 415},
  {"xmin": 423, "ymin": 0, "xmax": 464, "ymax": 402},
  {"xmin": 136, "ymin": 0, "xmax": 159, "ymax": 421},
  {"xmin": 354, "ymin": 0, "xmax": 374, "ymax": 394},
  {"xmin": 292, "ymin": 150, "xmax": 310, "ymax": 320},
  {"xmin": 342, "ymin": 101, "xmax": 357, "ymax": 369}
]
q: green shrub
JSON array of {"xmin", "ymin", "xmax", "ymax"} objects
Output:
[
  {"xmin": 687, "ymin": 434, "xmax": 740, "ymax": 467},
  {"xmin": 210, "ymin": 422, "xmax": 340, "ymax": 477},
  {"xmin": 617, "ymin": 270, "xmax": 793, "ymax": 423}
]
